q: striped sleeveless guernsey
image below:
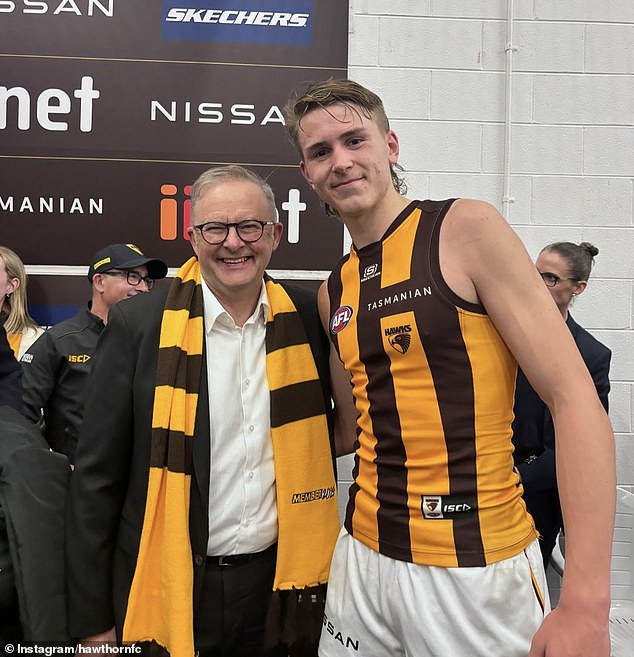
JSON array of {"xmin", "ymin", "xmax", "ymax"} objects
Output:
[{"xmin": 328, "ymin": 199, "xmax": 537, "ymax": 568}]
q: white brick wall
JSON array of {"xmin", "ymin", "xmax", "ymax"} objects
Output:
[{"xmin": 340, "ymin": 2, "xmax": 634, "ymax": 508}]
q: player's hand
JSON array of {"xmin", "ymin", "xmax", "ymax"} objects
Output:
[{"xmin": 528, "ymin": 603, "xmax": 610, "ymax": 656}]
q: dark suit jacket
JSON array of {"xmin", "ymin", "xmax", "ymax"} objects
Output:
[
  {"xmin": 0, "ymin": 406, "xmax": 70, "ymax": 641},
  {"xmin": 66, "ymin": 280, "xmax": 333, "ymax": 639},
  {"xmin": 512, "ymin": 313, "xmax": 611, "ymax": 492}
]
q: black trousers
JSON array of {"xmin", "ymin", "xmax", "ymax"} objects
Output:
[{"xmin": 194, "ymin": 545, "xmax": 286, "ymax": 657}]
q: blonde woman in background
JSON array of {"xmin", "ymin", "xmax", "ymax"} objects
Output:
[{"xmin": 0, "ymin": 246, "xmax": 43, "ymax": 360}]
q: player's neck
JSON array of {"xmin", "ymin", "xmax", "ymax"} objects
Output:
[{"xmin": 343, "ymin": 192, "xmax": 411, "ymax": 250}]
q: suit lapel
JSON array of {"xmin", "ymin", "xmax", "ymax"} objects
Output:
[
  {"xmin": 190, "ymin": 349, "xmax": 210, "ymax": 607},
  {"xmin": 566, "ymin": 313, "xmax": 580, "ymax": 340}
]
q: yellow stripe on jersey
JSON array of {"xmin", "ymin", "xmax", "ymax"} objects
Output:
[
  {"xmin": 382, "ymin": 311, "xmax": 458, "ymax": 565},
  {"xmin": 381, "ymin": 208, "xmax": 420, "ymax": 287}
]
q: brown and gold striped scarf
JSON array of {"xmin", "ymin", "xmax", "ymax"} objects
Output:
[{"xmin": 122, "ymin": 257, "xmax": 339, "ymax": 657}]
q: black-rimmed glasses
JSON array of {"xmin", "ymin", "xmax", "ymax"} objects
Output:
[
  {"xmin": 194, "ymin": 219, "xmax": 276, "ymax": 245},
  {"xmin": 539, "ymin": 271, "xmax": 578, "ymax": 288},
  {"xmin": 101, "ymin": 270, "xmax": 155, "ymax": 290}
]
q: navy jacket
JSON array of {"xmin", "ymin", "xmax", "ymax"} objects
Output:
[{"xmin": 512, "ymin": 313, "xmax": 611, "ymax": 492}]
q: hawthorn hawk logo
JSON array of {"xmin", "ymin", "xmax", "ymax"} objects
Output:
[
  {"xmin": 384, "ymin": 324, "xmax": 412, "ymax": 353},
  {"xmin": 389, "ymin": 333, "xmax": 411, "ymax": 354},
  {"xmin": 423, "ymin": 496, "xmax": 442, "ymax": 518}
]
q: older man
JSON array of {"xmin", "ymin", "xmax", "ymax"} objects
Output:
[
  {"xmin": 66, "ymin": 166, "xmax": 339, "ymax": 657},
  {"xmin": 21, "ymin": 243, "xmax": 167, "ymax": 463}
]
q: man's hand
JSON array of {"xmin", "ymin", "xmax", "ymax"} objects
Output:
[{"xmin": 529, "ymin": 603, "xmax": 610, "ymax": 657}]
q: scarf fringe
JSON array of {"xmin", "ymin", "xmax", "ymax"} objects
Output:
[{"xmin": 264, "ymin": 584, "xmax": 327, "ymax": 656}]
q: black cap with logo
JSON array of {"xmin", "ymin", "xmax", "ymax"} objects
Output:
[{"xmin": 87, "ymin": 243, "xmax": 168, "ymax": 282}]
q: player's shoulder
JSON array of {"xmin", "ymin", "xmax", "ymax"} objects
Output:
[
  {"xmin": 446, "ymin": 198, "xmax": 504, "ymax": 226},
  {"xmin": 442, "ymin": 199, "xmax": 510, "ymax": 249}
]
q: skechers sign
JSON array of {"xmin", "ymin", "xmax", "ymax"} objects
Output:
[{"xmin": 162, "ymin": 0, "xmax": 312, "ymax": 45}]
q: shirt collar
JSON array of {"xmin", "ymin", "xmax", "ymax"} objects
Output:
[
  {"xmin": 85, "ymin": 301, "xmax": 105, "ymax": 329},
  {"xmin": 201, "ymin": 280, "xmax": 269, "ymax": 332}
]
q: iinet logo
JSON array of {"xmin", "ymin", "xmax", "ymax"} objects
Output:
[
  {"xmin": 0, "ymin": 76, "xmax": 99, "ymax": 132},
  {"xmin": 159, "ymin": 183, "xmax": 308, "ymax": 244},
  {"xmin": 160, "ymin": 183, "xmax": 191, "ymax": 241}
]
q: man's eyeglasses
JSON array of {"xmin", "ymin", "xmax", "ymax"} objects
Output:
[
  {"xmin": 194, "ymin": 219, "xmax": 276, "ymax": 245},
  {"xmin": 539, "ymin": 271, "xmax": 578, "ymax": 288},
  {"xmin": 101, "ymin": 269, "xmax": 155, "ymax": 290}
]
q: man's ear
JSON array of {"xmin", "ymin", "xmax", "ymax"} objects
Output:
[
  {"xmin": 92, "ymin": 274, "xmax": 105, "ymax": 293},
  {"xmin": 271, "ymin": 221, "xmax": 284, "ymax": 252},
  {"xmin": 187, "ymin": 226, "xmax": 201, "ymax": 258},
  {"xmin": 386, "ymin": 130, "xmax": 400, "ymax": 165},
  {"xmin": 299, "ymin": 161, "xmax": 313, "ymax": 187}
]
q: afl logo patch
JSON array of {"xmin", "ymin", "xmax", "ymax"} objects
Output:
[{"xmin": 330, "ymin": 306, "xmax": 353, "ymax": 334}]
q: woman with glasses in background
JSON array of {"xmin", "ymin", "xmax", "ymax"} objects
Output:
[
  {"xmin": 512, "ymin": 241, "xmax": 611, "ymax": 569},
  {"xmin": 0, "ymin": 246, "xmax": 43, "ymax": 360}
]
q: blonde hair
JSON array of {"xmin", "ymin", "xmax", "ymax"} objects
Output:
[
  {"xmin": 0, "ymin": 246, "xmax": 38, "ymax": 334},
  {"xmin": 285, "ymin": 78, "xmax": 391, "ymax": 150}
]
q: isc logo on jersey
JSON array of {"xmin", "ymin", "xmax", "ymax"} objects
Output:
[
  {"xmin": 330, "ymin": 306, "xmax": 353, "ymax": 335},
  {"xmin": 422, "ymin": 495, "xmax": 475, "ymax": 519},
  {"xmin": 162, "ymin": 1, "xmax": 312, "ymax": 46}
]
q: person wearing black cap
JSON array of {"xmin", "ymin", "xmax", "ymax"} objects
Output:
[{"xmin": 20, "ymin": 243, "xmax": 167, "ymax": 463}]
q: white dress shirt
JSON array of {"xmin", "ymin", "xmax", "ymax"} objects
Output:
[{"xmin": 201, "ymin": 281, "xmax": 278, "ymax": 556}]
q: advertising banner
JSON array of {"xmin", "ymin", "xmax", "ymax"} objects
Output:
[{"xmin": 0, "ymin": 0, "xmax": 348, "ymax": 323}]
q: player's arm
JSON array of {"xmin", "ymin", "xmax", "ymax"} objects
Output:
[
  {"xmin": 443, "ymin": 199, "xmax": 614, "ymax": 657},
  {"xmin": 318, "ymin": 281, "xmax": 357, "ymax": 456}
]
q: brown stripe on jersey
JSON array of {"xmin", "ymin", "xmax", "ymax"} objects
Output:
[
  {"xmin": 414, "ymin": 202, "xmax": 485, "ymax": 566},
  {"xmin": 356, "ymin": 244, "xmax": 412, "ymax": 561}
]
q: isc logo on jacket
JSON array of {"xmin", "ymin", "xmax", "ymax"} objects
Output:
[{"xmin": 68, "ymin": 354, "xmax": 91, "ymax": 363}]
